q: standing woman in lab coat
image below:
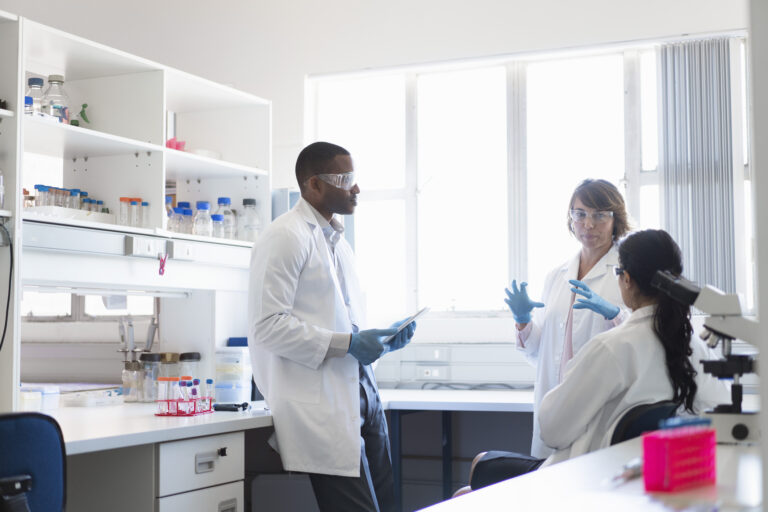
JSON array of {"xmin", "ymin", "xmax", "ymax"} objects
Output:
[{"xmin": 505, "ymin": 179, "xmax": 630, "ymax": 459}]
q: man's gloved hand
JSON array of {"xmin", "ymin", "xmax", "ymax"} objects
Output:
[
  {"xmin": 387, "ymin": 317, "xmax": 417, "ymax": 351},
  {"xmin": 569, "ymin": 279, "xmax": 620, "ymax": 320},
  {"xmin": 504, "ymin": 280, "xmax": 545, "ymax": 324},
  {"xmin": 348, "ymin": 328, "xmax": 397, "ymax": 365}
]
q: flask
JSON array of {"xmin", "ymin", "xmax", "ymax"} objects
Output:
[
  {"xmin": 211, "ymin": 214, "xmax": 225, "ymax": 238},
  {"xmin": 193, "ymin": 202, "xmax": 212, "ymax": 236},
  {"xmin": 238, "ymin": 198, "xmax": 262, "ymax": 242},
  {"xmin": 25, "ymin": 77, "xmax": 44, "ymax": 114},
  {"xmin": 215, "ymin": 197, "xmax": 237, "ymax": 239},
  {"xmin": 42, "ymin": 75, "xmax": 70, "ymax": 123}
]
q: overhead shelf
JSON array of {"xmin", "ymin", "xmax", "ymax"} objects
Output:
[
  {"xmin": 0, "ymin": 108, "xmax": 14, "ymax": 118},
  {"xmin": 165, "ymin": 148, "xmax": 268, "ymax": 180},
  {"xmin": 23, "ymin": 116, "xmax": 163, "ymax": 160}
]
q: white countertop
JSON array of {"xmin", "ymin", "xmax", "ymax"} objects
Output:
[
  {"xmin": 420, "ymin": 436, "xmax": 762, "ymax": 511},
  {"xmin": 47, "ymin": 401, "xmax": 273, "ymax": 455},
  {"xmin": 379, "ymin": 388, "xmax": 534, "ymax": 412}
]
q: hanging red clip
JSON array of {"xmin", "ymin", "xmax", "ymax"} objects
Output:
[{"xmin": 158, "ymin": 253, "xmax": 168, "ymax": 276}]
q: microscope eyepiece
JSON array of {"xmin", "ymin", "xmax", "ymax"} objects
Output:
[{"xmin": 651, "ymin": 270, "xmax": 701, "ymax": 306}]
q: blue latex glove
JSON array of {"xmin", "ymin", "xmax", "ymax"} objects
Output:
[
  {"xmin": 387, "ymin": 317, "xmax": 417, "ymax": 351},
  {"xmin": 569, "ymin": 279, "xmax": 620, "ymax": 320},
  {"xmin": 348, "ymin": 328, "xmax": 398, "ymax": 365},
  {"xmin": 504, "ymin": 280, "xmax": 545, "ymax": 323}
]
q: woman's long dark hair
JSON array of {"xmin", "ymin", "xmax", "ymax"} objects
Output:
[{"xmin": 618, "ymin": 230, "xmax": 697, "ymax": 413}]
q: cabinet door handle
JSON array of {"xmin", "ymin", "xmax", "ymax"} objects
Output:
[
  {"xmin": 218, "ymin": 498, "xmax": 237, "ymax": 512},
  {"xmin": 218, "ymin": 447, "xmax": 228, "ymax": 457},
  {"xmin": 195, "ymin": 451, "xmax": 217, "ymax": 473}
]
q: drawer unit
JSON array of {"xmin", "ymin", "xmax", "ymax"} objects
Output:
[
  {"xmin": 157, "ymin": 481, "xmax": 243, "ymax": 512},
  {"xmin": 158, "ymin": 432, "xmax": 244, "ymax": 497}
]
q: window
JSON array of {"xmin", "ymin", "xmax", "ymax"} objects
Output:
[{"xmin": 309, "ymin": 36, "xmax": 752, "ymax": 335}]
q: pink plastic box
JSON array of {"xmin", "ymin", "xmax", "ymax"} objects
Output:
[{"xmin": 643, "ymin": 426, "xmax": 716, "ymax": 492}]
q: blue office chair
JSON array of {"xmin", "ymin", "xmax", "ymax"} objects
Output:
[
  {"xmin": 0, "ymin": 412, "xmax": 66, "ymax": 512},
  {"xmin": 610, "ymin": 400, "xmax": 678, "ymax": 445}
]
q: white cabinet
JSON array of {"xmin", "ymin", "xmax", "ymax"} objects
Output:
[
  {"xmin": 158, "ymin": 431, "xmax": 245, "ymax": 497},
  {"xmin": 0, "ymin": 12, "xmax": 272, "ymax": 411},
  {"xmin": 157, "ymin": 432, "xmax": 245, "ymax": 511}
]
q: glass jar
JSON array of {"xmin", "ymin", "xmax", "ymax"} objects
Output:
[
  {"xmin": 140, "ymin": 353, "xmax": 162, "ymax": 403},
  {"xmin": 42, "ymin": 74, "xmax": 70, "ymax": 123},
  {"xmin": 121, "ymin": 361, "xmax": 143, "ymax": 403},
  {"xmin": 179, "ymin": 352, "xmax": 201, "ymax": 380},
  {"xmin": 238, "ymin": 198, "xmax": 262, "ymax": 242},
  {"xmin": 25, "ymin": 77, "xmax": 44, "ymax": 114},
  {"xmin": 159, "ymin": 352, "xmax": 180, "ymax": 378}
]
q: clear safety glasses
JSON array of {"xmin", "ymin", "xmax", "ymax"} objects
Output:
[
  {"xmin": 612, "ymin": 265, "xmax": 625, "ymax": 277},
  {"xmin": 569, "ymin": 209, "xmax": 614, "ymax": 224},
  {"xmin": 314, "ymin": 172, "xmax": 356, "ymax": 191}
]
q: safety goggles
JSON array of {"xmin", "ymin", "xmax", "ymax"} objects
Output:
[
  {"xmin": 569, "ymin": 209, "xmax": 614, "ymax": 224},
  {"xmin": 612, "ymin": 265, "xmax": 625, "ymax": 277},
  {"xmin": 314, "ymin": 172, "xmax": 356, "ymax": 191}
]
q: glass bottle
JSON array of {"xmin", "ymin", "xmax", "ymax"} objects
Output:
[
  {"xmin": 211, "ymin": 214, "xmax": 225, "ymax": 238},
  {"xmin": 193, "ymin": 202, "xmax": 212, "ymax": 236},
  {"xmin": 25, "ymin": 77, "xmax": 44, "ymax": 114},
  {"xmin": 80, "ymin": 191, "xmax": 89, "ymax": 209},
  {"xmin": 42, "ymin": 74, "xmax": 70, "ymax": 123},
  {"xmin": 24, "ymin": 96, "xmax": 33, "ymax": 116},
  {"xmin": 129, "ymin": 201, "xmax": 139, "ymax": 227},
  {"xmin": 182, "ymin": 208, "xmax": 194, "ymax": 234},
  {"xmin": 165, "ymin": 195, "xmax": 173, "ymax": 218},
  {"xmin": 216, "ymin": 197, "xmax": 237, "ymax": 239},
  {"xmin": 141, "ymin": 201, "xmax": 150, "ymax": 228},
  {"xmin": 238, "ymin": 198, "xmax": 262, "ymax": 242}
]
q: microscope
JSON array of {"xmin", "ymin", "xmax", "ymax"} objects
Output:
[{"xmin": 651, "ymin": 270, "xmax": 760, "ymax": 444}]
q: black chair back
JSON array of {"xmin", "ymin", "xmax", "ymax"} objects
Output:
[
  {"xmin": 0, "ymin": 412, "xmax": 66, "ymax": 511},
  {"xmin": 610, "ymin": 400, "xmax": 678, "ymax": 445}
]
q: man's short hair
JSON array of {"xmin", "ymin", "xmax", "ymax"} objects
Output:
[{"xmin": 295, "ymin": 142, "xmax": 350, "ymax": 191}]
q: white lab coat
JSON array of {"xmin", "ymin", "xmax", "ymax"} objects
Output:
[
  {"xmin": 539, "ymin": 305, "xmax": 731, "ymax": 467},
  {"xmin": 247, "ymin": 198, "xmax": 367, "ymax": 477},
  {"xmin": 517, "ymin": 247, "xmax": 626, "ymax": 458}
]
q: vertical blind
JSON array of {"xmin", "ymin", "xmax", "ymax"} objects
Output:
[{"xmin": 660, "ymin": 38, "xmax": 735, "ymax": 292}]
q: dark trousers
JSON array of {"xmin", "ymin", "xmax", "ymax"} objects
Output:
[
  {"xmin": 470, "ymin": 450, "xmax": 545, "ymax": 490},
  {"xmin": 309, "ymin": 366, "xmax": 395, "ymax": 512}
]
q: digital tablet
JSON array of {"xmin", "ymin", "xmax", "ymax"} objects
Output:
[{"xmin": 384, "ymin": 306, "xmax": 429, "ymax": 343}]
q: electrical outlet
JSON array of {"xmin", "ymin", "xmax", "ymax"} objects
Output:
[
  {"xmin": 124, "ymin": 235, "xmax": 165, "ymax": 258},
  {"xmin": 415, "ymin": 365, "xmax": 450, "ymax": 380}
]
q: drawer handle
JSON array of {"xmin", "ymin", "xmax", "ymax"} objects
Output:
[
  {"xmin": 218, "ymin": 498, "xmax": 237, "ymax": 512},
  {"xmin": 195, "ymin": 451, "xmax": 218, "ymax": 474},
  {"xmin": 218, "ymin": 447, "xmax": 228, "ymax": 457}
]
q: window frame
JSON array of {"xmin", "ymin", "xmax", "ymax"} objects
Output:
[{"xmin": 308, "ymin": 36, "xmax": 752, "ymax": 340}]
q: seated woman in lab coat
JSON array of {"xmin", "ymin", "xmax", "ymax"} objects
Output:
[{"xmin": 458, "ymin": 229, "xmax": 730, "ymax": 493}]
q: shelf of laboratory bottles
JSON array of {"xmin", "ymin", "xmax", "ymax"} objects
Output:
[
  {"xmin": 164, "ymin": 148, "xmax": 268, "ymax": 180},
  {"xmin": 0, "ymin": 109, "xmax": 14, "ymax": 118},
  {"xmin": 23, "ymin": 115, "xmax": 162, "ymax": 160}
]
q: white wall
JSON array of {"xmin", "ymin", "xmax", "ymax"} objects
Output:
[{"xmin": 0, "ymin": 0, "xmax": 747, "ymax": 187}]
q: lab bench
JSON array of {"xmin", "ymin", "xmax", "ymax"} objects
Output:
[{"xmin": 47, "ymin": 402, "xmax": 272, "ymax": 512}]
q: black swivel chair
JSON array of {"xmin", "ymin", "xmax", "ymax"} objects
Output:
[
  {"xmin": 610, "ymin": 400, "xmax": 679, "ymax": 445},
  {"xmin": 0, "ymin": 412, "xmax": 66, "ymax": 512}
]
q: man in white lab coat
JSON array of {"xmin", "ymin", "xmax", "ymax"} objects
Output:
[{"xmin": 248, "ymin": 141, "xmax": 416, "ymax": 512}]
